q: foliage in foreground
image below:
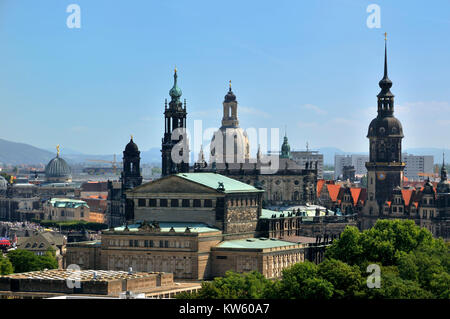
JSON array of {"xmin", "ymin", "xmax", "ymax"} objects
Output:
[
  {"xmin": 177, "ymin": 220, "xmax": 449, "ymax": 299},
  {"xmin": 34, "ymin": 219, "xmax": 108, "ymax": 231},
  {"xmin": 6, "ymin": 249, "xmax": 58, "ymax": 273}
]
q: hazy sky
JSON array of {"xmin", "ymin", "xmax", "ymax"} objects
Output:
[{"xmin": 0, "ymin": 0, "xmax": 449, "ymax": 155}]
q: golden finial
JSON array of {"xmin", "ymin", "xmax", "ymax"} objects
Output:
[
  {"xmin": 229, "ymin": 80, "xmax": 232, "ymax": 89},
  {"xmin": 130, "ymin": 134, "xmax": 133, "ymax": 140},
  {"xmin": 56, "ymin": 144, "xmax": 60, "ymax": 156},
  {"xmin": 174, "ymin": 66, "xmax": 177, "ymax": 73},
  {"xmin": 384, "ymin": 32, "xmax": 387, "ymax": 41}
]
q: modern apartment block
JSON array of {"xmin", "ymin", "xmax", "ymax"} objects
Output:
[
  {"xmin": 334, "ymin": 155, "xmax": 369, "ymax": 179},
  {"xmin": 291, "ymin": 151, "xmax": 324, "ymax": 179},
  {"xmin": 334, "ymin": 153, "xmax": 434, "ymax": 181},
  {"xmin": 403, "ymin": 154, "xmax": 434, "ymax": 181}
]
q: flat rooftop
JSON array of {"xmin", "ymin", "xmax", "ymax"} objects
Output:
[
  {"xmin": 215, "ymin": 237, "xmax": 301, "ymax": 249},
  {"xmin": 111, "ymin": 221, "xmax": 220, "ymax": 233},
  {"xmin": 4, "ymin": 269, "xmax": 162, "ymax": 282}
]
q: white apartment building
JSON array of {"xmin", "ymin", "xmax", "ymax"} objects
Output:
[
  {"xmin": 403, "ymin": 154, "xmax": 434, "ymax": 181},
  {"xmin": 334, "ymin": 154, "xmax": 369, "ymax": 180},
  {"xmin": 334, "ymin": 153, "xmax": 434, "ymax": 181},
  {"xmin": 291, "ymin": 151, "xmax": 324, "ymax": 179}
]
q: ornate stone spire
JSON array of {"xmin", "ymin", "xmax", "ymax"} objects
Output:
[
  {"xmin": 280, "ymin": 132, "xmax": 291, "ymax": 159},
  {"xmin": 377, "ymin": 33, "xmax": 395, "ymax": 116},
  {"xmin": 169, "ymin": 67, "xmax": 182, "ymax": 105},
  {"xmin": 441, "ymin": 152, "xmax": 447, "ymax": 181}
]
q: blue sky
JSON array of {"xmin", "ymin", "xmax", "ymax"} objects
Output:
[{"xmin": 0, "ymin": 0, "xmax": 449, "ymax": 156}]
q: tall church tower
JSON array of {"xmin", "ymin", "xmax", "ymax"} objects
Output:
[
  {"xmin": 161, "ymin": 68, "xmax": 189, "ymax": 176},
  {"xmin": 122, "ymin": 136, "xmax": 143, "ymax": 190},
  {"xmin": 364, "ymin": 35, "xmax": 406, "ymax": 221}
]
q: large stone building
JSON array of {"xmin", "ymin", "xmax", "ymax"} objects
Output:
[
  {"xmin": 194, "ymin": 84, "xmax": 319, "ymax": 207},
  {"xmin": 68, "ymin": 172, "xmax": 347, "ymax": 279}
]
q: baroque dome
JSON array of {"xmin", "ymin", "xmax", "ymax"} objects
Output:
[
  {"xmin": 367, "ymin": 115, "xmax": 404, "ymax": 138},
  {"xmin": 210, "ymin": 126, "xmax": 250, "ymax": 163},
  {"xmin": 124, "ymin": 138, "xmax": 139, "ymax": 155},
  {"xmin": 45, "ymin": 154, "xmax": 71, "ymax": 182}
]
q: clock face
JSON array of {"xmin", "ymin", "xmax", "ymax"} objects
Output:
[{"xmin": 377, "ymin": 172, "xmax": 386, "ymax": 180}]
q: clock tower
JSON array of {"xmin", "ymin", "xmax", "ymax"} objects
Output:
[{"xmin": 363, "ymin": 35, "xmax": 406, "ymax": 224}]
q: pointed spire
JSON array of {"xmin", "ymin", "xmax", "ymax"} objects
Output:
[
  {"xmin": 379, "ymin": 33, "xmax": 393, "ymax": 92},
  {"xmin": 224, "ymin": 80, "xmax": 236, "ymax": 102},
  {"xmin": 169, "ymin": 67, "xmax": 182, "ymax": 102},
  {"xmin": 56, "ymin": 145, "xmax": 60, "ymax": 157},
  {"xmin": 441, "ymin": 152, "xmax": 448, "ymax": 181}
]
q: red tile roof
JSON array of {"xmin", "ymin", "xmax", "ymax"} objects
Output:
[
  {"xmin": 350, "ymin": 188, "xmax": 362, "ymax": 206},
  {"xmin": 317, "ymin": 180, "xmax": 326, "ymax": 197},
  {"xmin": 401, "ymin": 189, "xmax": 414, "ymax": 206},
  {"xmin": 327, "ymin": 184, "xmax": 342, "ymax": 202}
]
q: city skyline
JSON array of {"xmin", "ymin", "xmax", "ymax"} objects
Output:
[{"xmin": 0, "ymin": 0, "xmax": 449, "ymax": 155}]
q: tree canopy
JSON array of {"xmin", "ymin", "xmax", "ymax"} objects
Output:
[
  {"xmin": 6, "ymin": 249, "xmax": 58, "ymax": 273},
  {"xmin": 177, "ymin": 219, "xmax": 449, "ymax": 299}
]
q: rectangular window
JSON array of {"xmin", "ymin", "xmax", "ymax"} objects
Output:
[
  {"xmin": 164, "ymin": 240, "xmax": 169, "ymax": 248},
  {"xmin": 160, "ymin": 199, "xmax": 168, "ymax": 207},
  {"xmin": 144, "ymin": 240, "xmax": 148, "ymax": 247},
  {"xmin": 216, "ymin": 256, "xmax": 227, "ymax": 259},
  {"xmin": 150, "ymin": 240, "xmax": 154, "ymax": 247},
  {"xmin": 171, "ymin": 199, "xmax": 179, "ymax": 207},
  {"xmin": 149, "ymin": 199, "xmax": 157, "ymax": 207},
  {"xmin": 182, "ymin": 199, "xmax": 190, "ymax": 207},
  {"xmin": 204, "ymin": 199, "xmax": 212, "ymax": 207},
  {"xmin": 159, "ymin": 240, "xmax": 163, "ymax": 248},
  {"xmin": 134, "ymin": 240, "xmax": 139, "ymax": 247},
  {"xmin": 129, "ymin": 240, "xmax": 133, "ymax": 247},
  {"xmin": 138, "ymin": 199, "xmax": 146, "ymax": 207},
  {"xmin": 193, "ymin": 199, "xmax": 201, "ymax": 207}
]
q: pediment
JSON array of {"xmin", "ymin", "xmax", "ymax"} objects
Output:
[{"xmin": 128, "ymin": 175, "xmax": 218, "ymax": 195}]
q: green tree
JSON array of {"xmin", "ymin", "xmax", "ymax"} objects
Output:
[
  {"xmin": 325, "ymin": 226, "xmax": 364, "ymax": 265},
  {"xmin": 7, "ymin": 249, "xmax": 58, "ymax": 273},
  {"xmin": 274, "ymin": 261, "xmax": 334, "ymax": 299},
  {"xmin": 366, "ymin": 271, "xmax": 432, "ymax": 299},
  {"xmin": 7, "ymin": 250, "xmax": 41, "ymax": 273},
  {"xmin": 177, "ymin": 271, "xmax": 273, "ymax": 299},
  {"xmin": 0, "ymin": 255, "xmax": 13, "ymax": 275},
  {"xmin": 429, "ymin": 272, "xmax": 450, "ymax": 299},
  {"xmin": 317, "ymin": 258, "xmax": 365, "ymax": 298}
]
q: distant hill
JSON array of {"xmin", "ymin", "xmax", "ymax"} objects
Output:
[
  {"xmin": 1, "ymin": 137, "xmax": 447, "ymax": 167},
  {"xmin": 0, "ymin": 138, "xmax": 54, "ymax": 165}
]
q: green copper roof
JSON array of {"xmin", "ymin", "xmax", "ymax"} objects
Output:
[
  {"xmin": 216, "ymin": 238, "xmax": 298, "ymax": 249},
  {"xmin": 49, "ymin": 198, "xmax": 89, "ymax": 209},
  {"xmin": 169, "ymin": 69, "xmax": 182, "ymax": 101},
  {"xmin": 176, "ymin": 173, "xmax": 263, "ymax": 193},
  {"xmin": 260, "ymin": 207, "xmax": 336, "ymax": 219},
  {"xmin": 112, "ymin": 222, "xmax": 220, "ymax": 233},
  {"xmin": 280, "ymin": 135, "xmax": 291, "ymax": 159}
]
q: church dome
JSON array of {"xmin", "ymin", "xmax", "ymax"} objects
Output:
[
  {"xmin": 45, "ymin": 155, "xmax": 71, "ymax": 181},
  {"xmin": 124, "ymin": 138, "xmax": 139, "ymax": 155},
  {"xmin": 210, "ymin": 126, "xmax": 250, "ymax": 163},
  {"xmin": 367, "ymin": 115, "xmax": 403, "ymax": 138}
]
